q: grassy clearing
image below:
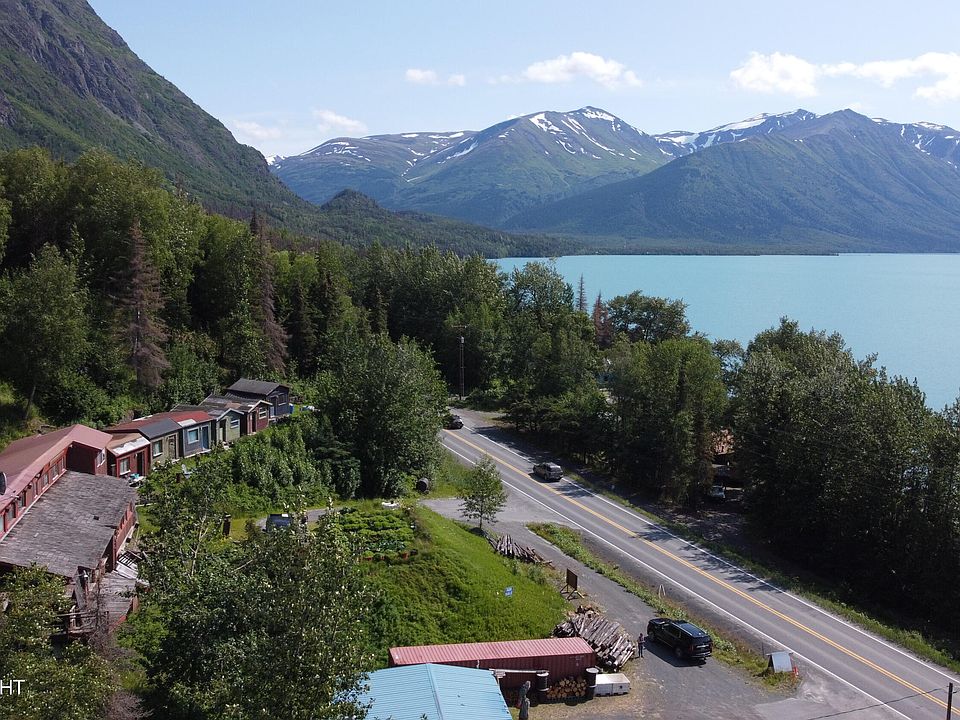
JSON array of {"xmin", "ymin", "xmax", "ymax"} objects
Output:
[
  {"xmin": 529, "ymin": 522, "xmax": 795, "ymax": 689},
  {"xmin": 364, "ymin": 507, "xmax": 567, "ymax": 667}
]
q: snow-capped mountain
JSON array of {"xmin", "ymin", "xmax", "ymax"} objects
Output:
[
  {"xmin": 271, "ymin": 106, "xmax": 960, "ymax": 229},
  {"xmin": 507, "ymin": 109, "xmax": 960, "ymax": 252},
  {"xmin": 872, "ymin": 119, "xmax": 960, "ymax": 167},
  {"xmin": 653, "ymin": 110, "xmax": 819, "ymax": 154},
  {"xmin": 272, "ymin": 107, "xmax": 670, "ymax": 224}
]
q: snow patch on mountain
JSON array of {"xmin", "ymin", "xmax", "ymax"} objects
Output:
[
  {"xmin": 578, "ymin": 107, "xmax": 615, "ymax": 122},
  {"xmin": 445, "ymin": 140, "xmax": 478, "ymax": 160},
  {"xmin": 530, "ymin": 113, "xmax": 563, "ymax": 133}
]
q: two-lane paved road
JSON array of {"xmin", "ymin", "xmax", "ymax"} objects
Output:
[{"xmin": 441, "ymin": 416, "xmax": 960, "ymax": 720}]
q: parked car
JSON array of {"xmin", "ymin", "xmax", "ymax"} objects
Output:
[
  {"xmin": 265, "ymin": 513, "xmax": 305, "ymax": 532},
  {"xmin": 532, "ymin": 462, "xmax": 563, "ymax": 481},
  {"xmin": 646, "ymin": 618, "xmax": 713, "ymax": 661},
  {"xmin": 443, "ymin": 413, "xmax": 464, "ymax": 429},
  {"xmin": 705, "ymin": 484, "xmax": 726, "ymax": 502}
]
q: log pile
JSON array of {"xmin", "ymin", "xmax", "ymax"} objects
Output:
[
  {"xmin": 553, "ymin": 606, "xmax": 635, "ymax": 671},
  {"xmin": 488, "ymin": 534, "xmax": 548, "ymax": 564},
  {"xmin": 545, "ymin": 675, "xmax": 587, "ymax": 701}
]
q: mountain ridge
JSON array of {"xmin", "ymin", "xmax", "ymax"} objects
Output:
[
  {"xmin": 273, "ymin": 105, "xmax": 960, "ymax": 239},
  {"xmin": 273, "ymin": 106, "xmax": 670, "ymax": 225},
  {"xmin": 504, "ymin": 110, "xmax": 960, "ymax": 252}
]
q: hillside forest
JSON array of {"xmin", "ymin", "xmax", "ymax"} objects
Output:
[{"xmin": 0, "ymin": 147, "xmax": 959, "ymax": 718}]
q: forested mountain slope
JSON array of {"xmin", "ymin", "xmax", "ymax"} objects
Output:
[{"xmin": 506, "ymin": 111, "xmax": 960, "ymax": 252}]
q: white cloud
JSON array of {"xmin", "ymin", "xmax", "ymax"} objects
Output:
[
  {"xmin": 312, "ymin": 109, "xmax": 367, "ymax": 136},
  {"xmin": 231, "ymin": 120, "xmax": 284, "ymax": 142},
  {"xmin": 521, "ymin": 52, "xmax": 642, "ymax": 89},
  {"xmin": 405, "ymin": 68, "xmax": 467, "ymax": 86},
  {"xmin": 825, "ymin": 52, "xmax": 960, "ymax": 101},
  {"xmin": 732, "ymin": 51, "xmax": 960, "ymax": 102},
  {"xmin": 729, "ymin": 52, "xmax": 819, "ymax": 97}
]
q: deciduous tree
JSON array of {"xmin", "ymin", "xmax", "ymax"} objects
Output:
[
  {"xmin": 606, "ymin": 291, "xmax": 689, "ymax": 344},
  {"xmin": 0, "ymin": 245, "xmax": 90, "ymax": 416},
  {"xmin": 458, "ymin": 455, "xmax": 508, "ymax": 531}
]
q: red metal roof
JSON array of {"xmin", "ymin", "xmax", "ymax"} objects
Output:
[
  {"xmin": 168, "ymin": 410, "xmax": 213, "ymax": 423},
  {"xmin": 390, "ymin": 637, "xmax": 594, "ymax": 666},
  {"xmin": 0, "ymin": 425, "xmax": 112, "ymax": 504},
  {"xmin": 108, "ymin": 410, "xmax": 211, "ymax": 433}
]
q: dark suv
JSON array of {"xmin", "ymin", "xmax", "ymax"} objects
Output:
[
  {"xmin": 646, "ymin": 618, "xmax": 713, "ymax": 661},
  {"xmin": 443, "ymin": 413, "xmax": 464, "ymax": 429}
]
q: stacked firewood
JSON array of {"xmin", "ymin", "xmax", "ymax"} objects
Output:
[
  {"xmin": 553, "ymin": 606, "xmax": 635, "ymax": 670},
  {"xmin": 488, "ymin": 534, "xmax": 548, "ymax": 564},
  {"xmin": 545, "ymin": 675, "xmax": 587, "ymax": 701}
]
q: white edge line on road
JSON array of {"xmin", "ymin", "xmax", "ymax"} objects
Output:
[
  {"xmin": 442, "ymin": 437, "xmax": 913, "ymax": 720},
  {"xmin": 463, "ymin": 422, "xmax": 960, "ymax": 688}
]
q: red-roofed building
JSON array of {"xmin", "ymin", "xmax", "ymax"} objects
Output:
[
  {"xmin": 0, "ymin": 425, "xmax": 112, "ymax": 539},
  {"xmin": 389, "ymin": 638, "xmax": 596, "ymax": 689},
  {"xmin": 104, "ymin": 410, "xmax": 216, "ymax": 473}
]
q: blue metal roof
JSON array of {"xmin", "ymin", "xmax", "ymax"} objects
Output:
[{"xmin": 362, "ymin": 664, "xmax": 512, "ymax": 720}]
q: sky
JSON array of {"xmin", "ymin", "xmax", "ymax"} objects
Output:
[{"xmin": 88, "ymin": 0, "xmax": 960, "ymax": 158}]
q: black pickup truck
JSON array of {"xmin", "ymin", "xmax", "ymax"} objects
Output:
[{"xmin": 646, "ymin": 618, "xmax": 713, "ymax": 661}]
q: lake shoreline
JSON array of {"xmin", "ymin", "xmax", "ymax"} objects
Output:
[{"xmin": 496, "ymin": 254, "xmax": 960, "ymax": 409}]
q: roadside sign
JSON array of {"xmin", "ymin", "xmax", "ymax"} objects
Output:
[{"xmin": 566, "ymin": 569, "xmax": 578, "ymax": 591}]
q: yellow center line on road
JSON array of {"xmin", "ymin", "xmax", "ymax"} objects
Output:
[{"xmin": 443, "ymin": 429, "xmax": 949, "ymax": 712}]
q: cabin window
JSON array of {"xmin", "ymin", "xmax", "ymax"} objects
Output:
[
  {"xmin": 152, "ymin": 440, "xmax": 163, "ymax": 458},
  {"xmin": 230, "ymin": 418, "xmax": 240, "ymax": 429},
  {"xmin": 42, "ymin": 471, "xmax": 49, "ymax": 487},
  {"xmin": 3, "ymin": 503, "xmax": 13, "ymax": 526},
  {"xmin": 18, "ymin": 492, "xmax": 25, "ymax": 509},
  {"xmin": 258, "ymin": 408, "xmax": 268, "ymax": 420},
  {"xmin": 187, "ymin": 428, "xmax": 200, "ymax": 444},
  {"xmin": 120, "ymin": 458, "xmax": 131, "ymax": 475},
  {"xmin": 97, "ymin": 450, "xmax": 105, "ymax": 466}
]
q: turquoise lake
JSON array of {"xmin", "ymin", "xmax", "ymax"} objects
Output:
[{"xmin": 496, "ymin": 254, "xmax": 960, "ymax": 410}]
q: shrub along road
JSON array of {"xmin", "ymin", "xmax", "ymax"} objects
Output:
[{"xmin": 440, "ymin": 410, "xmax": 960, "ymax": 720}]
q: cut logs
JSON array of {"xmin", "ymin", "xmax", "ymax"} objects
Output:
[
  {"xmin": 553, "ymin": 606, "xmax": 635, "ymax": 671},
  {"xmin": 488, "ymin": 534, "xmax": 548, "ymax": 564},
  {"xmin": 545, "ymin": 675, "xmax": 587, "ymax": 701}
]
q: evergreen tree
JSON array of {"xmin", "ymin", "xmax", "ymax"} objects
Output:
[
  {"xmin": 592, "ymin": 292, "xmax": 611, "ymax": 348},
  {"xmin": 119, "ymin": 220, "xmax": 169, "ymax": 390},
  {"xmin": 576, "ymin": 274, "xmax": 587, "ymax": 314},
  {"xmin": 256, "ymin": 237, "xmax": 288, "ymax": 374}
]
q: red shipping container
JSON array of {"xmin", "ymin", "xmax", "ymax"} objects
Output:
[{"xmin": 389, "ymin": 638, "xmax": 596, "ymax": 688}]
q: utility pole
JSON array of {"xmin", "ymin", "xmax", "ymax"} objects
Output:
[
  {"xmin": 459, "ymin": 334, "xmax": 465, "ymax": 400},
  {"xmin": 948, "ymin": 682, "xmax": 954, "ymax": 720},
  {"xmin": 452, "ymin": 325, "xmax": 467, "ymax": 400}
]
